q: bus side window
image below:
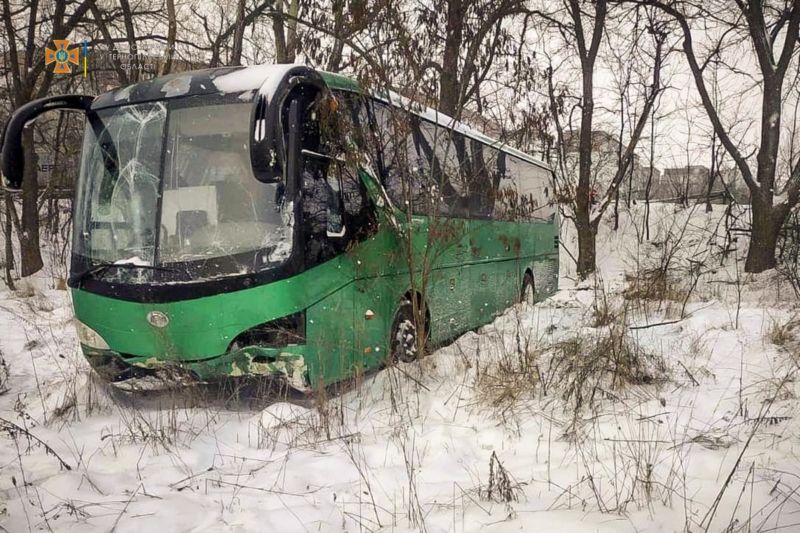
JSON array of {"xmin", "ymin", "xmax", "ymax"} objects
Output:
[
  {"xmin": 340, "ymin": 163, "xmax": 377, "ymax": 244},
  {"xmin": 301, "ymin": 157, "xmax": 341, "ymax": 268}
]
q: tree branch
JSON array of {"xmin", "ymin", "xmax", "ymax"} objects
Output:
[{"xmin": 639, "ymin": 0, "xmax": 758, "ymax": 191}]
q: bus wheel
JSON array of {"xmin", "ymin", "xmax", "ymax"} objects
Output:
[
  {"xmin": 390, "ymin": 300, "xmax": 420, "ymax": 363},
  {"xmin": 521, "ymin": 272, "xmax": 535, "ymax": 305}
]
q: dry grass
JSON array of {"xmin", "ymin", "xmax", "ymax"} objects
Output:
[
  {"xmin": 473, "ymin": 343, "xmax": 542, "ymax": 414},
  {"xmin": 472, "ymin": 308, "xmax": 543, "ymax": 417},
  {"xmin": 475, "ymin": 310, "xmax": 668, "ymax": 419},
  {"xmin": 482, "ymin": 451, "xmax": 522, "ymax": 503},
  {"xmin": 622, "ymin": 267, "xmax": 691, "ymax": 303},
  {"xmin": 766, "ymin": 315, "xmax": 800, "ymax": 347},
  {"xmin": 550, "ymin": 322, "xmax": 668, "ymax": 412},
  {"xmin": 591, "ymin": 286, "xmax": 617, "ymax": 327}
]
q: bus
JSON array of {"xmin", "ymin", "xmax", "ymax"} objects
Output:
[{"xmin": 0, "ymin": 64, "xmax": 558, "ymax": 390}]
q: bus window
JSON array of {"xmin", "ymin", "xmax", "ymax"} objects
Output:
[
  {"xmin": 464, "ymin": 138, "xmax": 502, "ymax": 219},
  {"xmin": 446, "ymin": 131, "xmax": 503, "ymax": 219},
  {"xmin": 415, "ymin": 118, "xmax": 461, "ymax": 216},
  {"xmin": 301, "ymin": 156, "xmax": 339, "ymax": 267},
  {"xmin": 508, "ymin": 156, "xmax": 555, "ymax": 221},
  {"xmin": 371, "ymin": 102, "xmax": 426, "ymax": 213}
]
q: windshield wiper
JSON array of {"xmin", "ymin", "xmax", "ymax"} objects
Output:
[{"xmin": 73, "ymin": 262, "xmax": 181, "ymax": 284}]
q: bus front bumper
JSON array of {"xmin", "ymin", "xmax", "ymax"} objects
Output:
[{"xmin": 81, "ymin": 344, "xmax": 310, "ymax": 391}]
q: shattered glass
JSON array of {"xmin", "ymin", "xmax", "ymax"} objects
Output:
[
  {"xmin": 73, "ymin": 103, "xmax": 166, "ymax": 282},
  {"xmin": 158, "ymin": 103, "xmax": 292, "ymax": 275},
  {"xmin": 73, "ymin": 100, "xmax": 293, "ymax": 284}
]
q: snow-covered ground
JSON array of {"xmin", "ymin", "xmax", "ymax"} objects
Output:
[{"xmin": 1, "ymin": 204, "xmax": 799, "ymax": 532}]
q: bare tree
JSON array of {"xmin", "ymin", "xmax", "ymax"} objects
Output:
[
  {"xmin": 1, "ymin": 0, "xmax": 92, "ymax": 277},
  {"xmin": 642, "ymin": 0, "xmax": 800, "ymax": 272},
  {"xmin": 160, "ymin": 0, "xmax": 177, "ymax": 75},
  {"xmin": 417, "ymin": 0, "xmax": 527, "ymax": 118},
  {"xmin": 536, "ymin": 1, "xmax": 667, "ymax": 278},
  {"xmin": 272, "ymin": 0, "xmax": 300, "ymax": 63}
]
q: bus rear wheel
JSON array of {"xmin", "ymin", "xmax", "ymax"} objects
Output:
[
  {"xmin": 521, "ymin": 272, "xmax": 535, "ymax": 305},
  {"xmin": 390, "ymin": 300, "xmax": 422, "ymax": 363}
]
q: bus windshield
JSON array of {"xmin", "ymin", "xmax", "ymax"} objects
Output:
[{"xmin": 72, "ymin": 100, "xmax": 293, "ymax": 283}]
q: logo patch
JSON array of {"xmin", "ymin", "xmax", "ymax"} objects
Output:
[{"xmin": 45, "ymin": 40, "xmax": 79, "ymax": 74}]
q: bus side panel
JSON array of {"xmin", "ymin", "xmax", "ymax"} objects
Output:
[
  {"xmin": 352, "ymin": 227, "xmax": 408, "ymax": 371},
  {"xmin": 292, "ymin": 251, "xmax": 367, "ymax": 386},
  {"xmin": 413, "ymin": 217, "xmax": 471, "ymax": 345},
  {"xmin": 468, "ymin": 219, "xmax": 522, "ymax": 326},
  {"xmin": 305, "ymin": 281, "xmax": 355, "ymax": 387},
  {"xmin": 426, "ymin": 264, "xmax": 468, "ymax": 343},
  {"xmin": 520, "ymin": 219, "xmax": 559, "ymax": 301}
]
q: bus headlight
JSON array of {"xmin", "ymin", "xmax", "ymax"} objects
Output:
[{"xmin": 74, "ymin": 320, "xmax": 110, "ymax": 350}]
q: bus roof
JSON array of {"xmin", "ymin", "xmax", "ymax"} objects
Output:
[
  {"xmin": 89, "ymin": 63, "xmax": 549, "ymax": 172},
  {"xmin": 319, "ymin": 71, "xmax": 550, "ymax": 172}
]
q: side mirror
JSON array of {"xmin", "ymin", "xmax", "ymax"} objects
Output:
[
  {"xmin": 1, "ymin": 94, "xmax": 94, "ymax": 188},
  {"xmin": 249, "ymin": 66, "xmax": 324, "ymax": 184}
]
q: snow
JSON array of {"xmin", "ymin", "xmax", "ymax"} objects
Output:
[
  {"xmin": 113, "ymin": 256, "xmax": 150, "ymax": 266},
  {"xmin": 1, "ymin": 204, "xmax": 799, "ymax": 532},
  {"xmin": 160, "ymin": 75, "xmax": 193, "ymax": 98},
  {"xmin": 212, "ymin": 64, "xmax": 298, "ymax": 96},
  {"xmin": 112, "ymin": 85, "xmax": 133, "ymax": 102}
]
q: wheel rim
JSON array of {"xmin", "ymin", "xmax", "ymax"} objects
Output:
[{"xmin": 392, "ymin": 315, "xmax": 418, "ymax": 363}]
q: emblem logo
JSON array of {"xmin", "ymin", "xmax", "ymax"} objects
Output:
[{"xmin": 45, "ymin": 40, "xmax": 79, "ymax": 74}]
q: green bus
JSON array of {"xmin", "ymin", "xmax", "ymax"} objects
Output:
[{"xmin": 0, "ymin": 65, "xmax": 558, "ymax": 390}]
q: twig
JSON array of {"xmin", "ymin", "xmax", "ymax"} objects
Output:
[
  {"xmin": 679, "ymin": 361, "xmax": 699, "ymax": 386},
  {"xmin": 0, "ymin": 417, "xmax": 72, "ymax": 470},
  {"xmin": 110, "ymin": 483, "xmax": 141, "ymax": 533},
  {"xmin": 629, "ymin": 319, "xmax": 682, "ymax": 330}
]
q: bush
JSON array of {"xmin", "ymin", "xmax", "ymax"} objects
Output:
[{"xmin": 549, "ymin": 322, "xmax": 668, "ymax": 412}]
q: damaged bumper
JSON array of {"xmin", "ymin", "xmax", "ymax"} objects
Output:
[{"xmin": 81, "ymin": 344, "xmax": 310, "ymax": 391}]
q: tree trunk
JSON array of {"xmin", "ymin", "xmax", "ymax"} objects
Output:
[
  {"xmin": 745, "ymin": 194, "xmax": 787, "ymax": 272},
  {"xmin": 231, "ymin": 0, "xmax": 245, "ymax": 65},
  {"xmin": 19, "ymin": 129, "xmax": 42, "ymax": 277},
  {"xmin": 272, "ymin": 1, "xmax": 288, "ymax": 63},
  {"xmin": 439, "ymin": 0, "xmax": 464, "ymax": 117},
  {"xmin": 3, "ymin": 192, "xmax": 15, "ymax": 290},
  {"xmin": 160, "ymin": 0, "xmax": 176, "ymax": 75},
  {"xmin": 576, "ymin": 214, "xmax": 596, "ymax": 279},
  {"xmin": 285, "ymin": 0, "xmax": 299, "ymax": 61},
  {"xmin": 119, "ymin": 0, "xmax": 139, "ymax": 82},
  {"xmin": 325, "ymin": 0, "xmax": 345, "ymax": 72}
]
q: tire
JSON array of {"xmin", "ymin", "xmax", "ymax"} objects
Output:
[
  {"xmin": 521, "ymin": 272, "xmax": 535, "ymax": 305},
  {"xmin": 390, "ymin": 299, "xmax": 422, "ymax": 363}
]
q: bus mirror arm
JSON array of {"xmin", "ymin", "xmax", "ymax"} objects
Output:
[{"xmin": 1, "ymin": 94, "xmax": 94, "ymax": 189}]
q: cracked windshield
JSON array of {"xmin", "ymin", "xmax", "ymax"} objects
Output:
[{"xmin": 73, "ymin": 100, "xmax": 292, "ymax": 282}]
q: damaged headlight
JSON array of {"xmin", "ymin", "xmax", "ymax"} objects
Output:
[{"xmin": 74, "ymin": 320, "xmax": 110, "ymax": 350}]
